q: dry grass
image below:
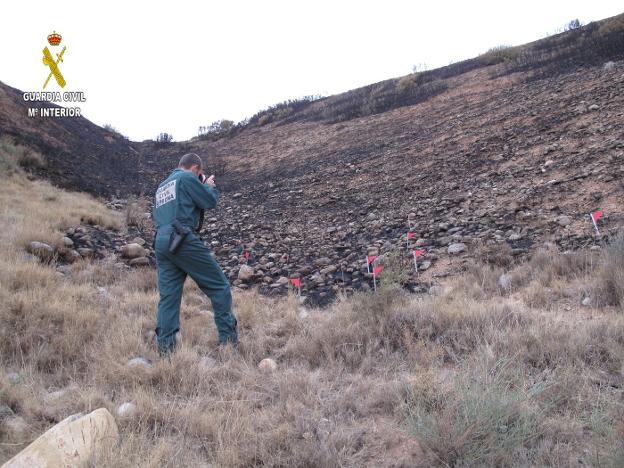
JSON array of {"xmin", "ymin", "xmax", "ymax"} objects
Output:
[
  {"xmin": 125, "ymin": 196, "xmax": 151, "ymax": 231},
  {"xmin": 593, "ymin": 232, "xmax": 624, "ymax": 309},
  {"xmin": 1, "ymin": 143, "xmax": 624, "ymax": 466}
]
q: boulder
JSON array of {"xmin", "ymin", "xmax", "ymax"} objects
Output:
[
  {"xmin": 447, "ymin": 243, "xmax": 466, "ymax": 255},
  {"xmin": 131, "ymin": 237, "xmax": 146, "ymax": 246},
  {"xmin": 419, "ymin": 260, "xmax": 431, "ymax": 271},
  {"xmin": 63, "ymin": 250, "xmax": 82, "ymax": 263},
  {"xmin": 556, "ymin": 215, "xmax": 572, "ymax": 227},
  {"xmin": 127, "ymin": 357, "xmax": 152, "ymax": 369},
  {"xmin": 275, "ymin": 276, "xmax": 290, "ymax": 286},
  {"xmin": 26, "ymin": 241, "xmax": 54, "ymax": 262},
  {"xmin": 121, "ymin": 243, "xmax": 145, "ymax": 259},
  {"xmin": 129, "ymin": 257, "xmax": 149, "ymax": 267},
  {"xmin": 2, "ymin": 408, "xmax": 118, "ymax": 467},
  {"xmin": 238, "ymin": 265, "xmax": 255, "ymax": 281},
  {"xmin": 314, "ymin": 257, "xmax": 331, "ymax": 267}
]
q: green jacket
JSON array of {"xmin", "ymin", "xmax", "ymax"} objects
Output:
[{"xmin": 153, "ymin": 168, "xmax": 219, "ymax": 231}]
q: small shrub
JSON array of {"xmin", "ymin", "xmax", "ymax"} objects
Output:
[
  {"xmin": 480, "ymin": 45, "xmax": 518, "ymax": 65},
  {"xmin": 125, "ymin": 196, "xmax": 150, "ymax": 230},
  {"xmin": 17, "ymin": 148, "xmax": 46, "ymax": 169},
  {"xmin": 404, "ymin": 358, "xmax": 547, "ymax": 466},
  {"xmin": 396, "ymin": 74, "xmax": 419, "ymax": 93},
  {"xmin": 155, "ymin": 132, "xmax": 173, "ymax": 144},
  {"xmin": 378, "ymin": 249, "xmax": 410, "ymax": 294},
  {"xmin": 103, "ymin": 124, "xmax": 128, "ymax": 139},
  {"xmin": 474, "ymin": 240, "xmax": 514, "ymax": 268},
  {"xmin": 198, "ymin": 120, "xmax": 234, "ymax": 138},
  {"xmin": 564, "ymin": 19, "xmax": 582, "ymax": 32},
  {"xmin": 0, "ymin": 137, "xmax": 45, "ymax": 173},
  {"xmin": 527, "ymin": 246, "xmax": 592, "ymax": 285},
  {"xmin": 593, "ymin": 232, "xmax": 624, "ymax": 308}
]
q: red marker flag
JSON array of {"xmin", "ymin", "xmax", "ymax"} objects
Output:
[
  {"xmin": 373, "ymin": 264, "xmax": 384, "ymax": 277},
  {"xmin": 407, "ymin": 231, "xmax": 415, "ymax": 240},
  {"xmin": 366, "ymin": 255, "xmax": 377, "ymax": 273},
  {"xmin": 414, "ymin": 249, "xmax": 425, "ymax": 258},
  {"xmin": 290, "ymin": 278, "xmax": 301, "ymax": 288},
  {"xmin": 243, "ymin": 250, "xmax": 250, "ymax": 259},
  {"xmin": 591, "ymin": 211, "xmax": 603, "ymax": 222}
]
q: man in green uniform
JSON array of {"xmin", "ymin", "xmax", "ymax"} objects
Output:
[{"xmin": 152, "ymin": 153, "xmax": 238, "ymax": 355}]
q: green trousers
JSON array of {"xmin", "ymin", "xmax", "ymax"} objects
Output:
[{"xmin": 154, "ymin": 230, "xmax": 237, "ymax": 353}]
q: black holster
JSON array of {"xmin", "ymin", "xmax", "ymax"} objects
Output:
[{"xmin": 168, "ymin": 220, "xmax": 191, "ymax": 254}]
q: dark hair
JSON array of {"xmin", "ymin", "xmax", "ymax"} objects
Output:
[{"xmin": 178, "ymin": 153, "xmax": 203, "ymax": 169}]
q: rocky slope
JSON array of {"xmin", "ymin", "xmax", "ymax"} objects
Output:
[{"xmin": 3, "ymin": 15, "xmax": 624, "ymax": 305}]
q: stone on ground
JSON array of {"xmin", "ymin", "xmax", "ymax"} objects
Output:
[
  {"xmin": 258, "ymin": 358, "xmax": 277, "ymax": 372},
  {"xmin": 2, "ymin": 408, "xmax": 118, "ymax": 467},
  {"xmin": 116, "ymin": 402, "xmax": 137, "ymax": 418},
  {"xmin": 447, "ymin": 243, "xmax": 466, "ymax": 255},
  {"xmin": 120, "ymin": 243, "xmax": 145, "ymax": 259}
]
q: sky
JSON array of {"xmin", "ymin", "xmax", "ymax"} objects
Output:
[{"xmin": 1, "ymin": 1, "xmax": 622, "ymax": 142}]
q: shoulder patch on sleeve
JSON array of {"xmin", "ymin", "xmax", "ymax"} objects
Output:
[{"xmin": 155, "ymin": 180, "xmax": 176, "ymax": 208}]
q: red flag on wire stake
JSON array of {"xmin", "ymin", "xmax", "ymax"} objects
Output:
[
  {"xmin": 372, "ymin": 264, "xmax": 383, "ymax": 293},
  {"xmin": 413, "ymin": 249, "xmax": 425, "ymax": 275},
  {"xmin": 407, "ymin": 232, "xmax": 415, "ymax": 240},
  {"xmin": 243, "ymin": 250, "xmax": 250, "ymax": 260},
  {"xmin": 589, "ymin": 210, "xmax": 603, "ymax": 238},
  {"xmin": 366, "ymin": 255, "xmax": 377, "ymax": 273},
  {"xmin": 290, "ymin": 277, "xmax": 302, "ymax": 296}
]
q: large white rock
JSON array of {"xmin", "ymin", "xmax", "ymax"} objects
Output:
[
  {"xmin": 126, "ymin": 357, "xmax": 152, "ymax": 369},
  {"xmin": 120, "ymin": 243, "xmax": 145, "ymax": 259},
  {"xmin": 238, "ymin": 265, "xmax": 255, "ymax": 281},
  {"xmin": 2, "ymin": 408, "xmax": 118, "ymax": 467},
  {"xmin": 26, "ymin": 242, "xmax": 55, "ymax": 261},
  {"xmin": 447, "ymin": 243, "xmax": 467, "ymax": 255}
]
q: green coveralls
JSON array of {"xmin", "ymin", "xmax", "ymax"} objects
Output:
[{"xmin": 152, "ymin": 168, "xmax": 237, "ymax": 353}]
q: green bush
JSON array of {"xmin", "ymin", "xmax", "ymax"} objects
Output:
[
  {"xmin": 0, "ymin": 137, "xmax": 45, "ymax": 174},
  {"xmin": 404, "ymin": 358, "xmax": 547, "ymax": 466},
  {"xmin": 480, "ymin": 45, "xmax": 519, "ymax": 66},
  {"xmin": 377, "ymin": 249, "xmax": 410, "ymax": 295}
]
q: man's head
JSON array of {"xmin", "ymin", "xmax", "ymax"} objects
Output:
[{"xmin": 178, "ymin": 153, "xmax": 203, "ymax": 176}]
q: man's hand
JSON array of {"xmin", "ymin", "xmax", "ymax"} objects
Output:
[{"xmin": 204, "ymin": 174, "xmax": 216, "ymax": 188}]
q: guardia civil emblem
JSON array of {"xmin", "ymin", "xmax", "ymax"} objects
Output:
[{"xmin": 42, "ymin": 31, "xmax": 66, "ymax": 89}]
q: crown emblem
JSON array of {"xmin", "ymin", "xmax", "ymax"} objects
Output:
[{"xmin": 47, "ymin": 31, "xmax": 62, "ymax": 46}]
